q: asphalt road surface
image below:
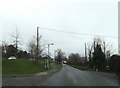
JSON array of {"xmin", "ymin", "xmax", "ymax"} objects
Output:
[
  {"xmin": 3, "ymin": 64, "xmax": 119, "ymax": 86},
  {"xmin": 41, "ymin": 64, "xmax": 118, "ymax": 86}
]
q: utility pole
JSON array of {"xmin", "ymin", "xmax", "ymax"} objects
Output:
[
  {"xmin": 85, "ymin": 43, "xmax": 87, "ymax": 61},
  {"xmin": 46, "ymin": 43, "xmax": 54, "ymax": 69},
  {"xmin": 47, "ymin": 43, "xmax": 54, "ymax": 56},
  {"xmin": 36, "ymin": 27, "xmax": 39, "ymax": 60},
  {"xmin": 103, "ymin": 41, "xmax": 106, "ymax": 58},
  {"xmin": 94, "ymin": 41, "xmax": 95, "ymax": 52},
  {"xmin": 54, "ymin": 50, "xmax": 56, "ymax": 61},
  {"xmin": 48, "ymin": 44, "xmax": 50, "ymax": 56}
]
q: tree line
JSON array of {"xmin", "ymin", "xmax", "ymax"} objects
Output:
[{"xmin": 67, "ymin": 37, "xmax": 120, "ymax": 73}]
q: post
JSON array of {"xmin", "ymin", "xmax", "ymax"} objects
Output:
[
  {"xmin": 36, "ymin": 27, "xmax": 39, "ymax": 60},
  {"xmin": 94, "ymin": 41, "xmax": 95, "ymax": 52},
  {"xmin": 54, "ymin": 50, "xmax": 57, "ymax": 61},
  {"xmin": 47, "ymin": 44, "xmax": 50, "ymax": 69},
  {"xmin": 85, "ymin": 43, "xmax": 87, "ymax": 61},
  {"xmin": 48, "ymin": 44, "xmax": 50, "ymax": 56},
  {"xmin": 54, "ymin": 50, "xmax": 56, "ymax": 61},
  {"xmin": 103, "ymin": 41, "xmax": 106, "ymax": 59},
  {"xmin": 96, "ymin": 59, "xmax": 98, "ymax": 71}
]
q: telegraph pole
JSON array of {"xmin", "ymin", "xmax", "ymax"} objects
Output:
[
  {"xmin": 36, "ymin": 27, "xmax": 39, "ymax": 60},
  {"xmin": 48, "ymin": 44, "xmax": 50, "ymax": 56},
  {"xmin": 103, "ymin": 41, "xmax": 106, "ymax": 58},
  {"xmin": 47, "ymin": 43, "xmax": 54, "ymax": 56},
  {"xmin": 85, "ymin": 43, "xmax": 87, "ymax": 61},
  {"xmin": 94, "ymin": 41, "xmax": 95, "ymax": 52}
]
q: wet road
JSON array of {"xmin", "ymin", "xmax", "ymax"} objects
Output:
[
  {"xmin": 3, "ymin": 64, "xmax": 118, "ymax": 86},
  {"xmin": 40, "ymin": 64, "xmax": 118, "ymax": 86}
]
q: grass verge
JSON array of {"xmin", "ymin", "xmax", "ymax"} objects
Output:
[
  {"xmin": 52, "ymin": 61, "xmax": 62, "ymax": 69},
  {"xmin": 2, "ymin": 59, "xmax": 51, "ymax": 75},
  {"xmin": 70, "ymin": 65, "xmax": 95, "ymax": 71}
]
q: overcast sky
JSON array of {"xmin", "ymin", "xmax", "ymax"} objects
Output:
[{"xmin": 0, "ymin": 0, "xmax": 119, "ymax": 58}]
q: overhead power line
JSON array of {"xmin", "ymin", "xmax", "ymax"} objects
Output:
[{"xmin": 39, "ymin": 27, "xmax": 118, "ymax": 39}]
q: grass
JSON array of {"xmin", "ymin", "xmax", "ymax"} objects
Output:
[
  {"xmin": 52, "ymin": 61, "xmax": 62, "ymax": 69},
  {"xmin": 2, "ymin": 59, "xmax": 51, "ymax": 75},
  {"xmin": 70, "ymin": 65, "xmax": 95, "ymax": 71},
  {"xmin": 115, "ymin": 74, "xmax": 120, "ymax": 80},
  {"xmin": 49, "ymin": 61, "xmax": 52, "ymax": 69}
]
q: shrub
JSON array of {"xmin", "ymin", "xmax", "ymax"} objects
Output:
[{"xmin": 109, "ymin": 55, "xmax": 120, "ymax": 72}]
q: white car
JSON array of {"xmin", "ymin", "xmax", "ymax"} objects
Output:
[
  {"xmin": 8, "ymin": 56, "xmax": 16, "ymax": 60},
  {"xmin": 63, "ymin": 61, "xmax": 67, "ymax": 64}
]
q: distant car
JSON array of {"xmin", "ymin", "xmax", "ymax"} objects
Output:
[
  {"xmin": 63, "ymin": 61, "xmax": 67, "ymax": 64},
  {"xmin": 8, "ymin": 56, "xmax": 16, "ymax": 60}
]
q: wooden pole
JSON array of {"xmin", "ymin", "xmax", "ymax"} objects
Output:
[{"xmin": 36, "ymin": 27, "xmax": 39, "ymax": 60}]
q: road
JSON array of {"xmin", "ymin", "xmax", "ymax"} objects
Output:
[
  {"xmin": 3, "ymin": 64, "xmax": 118, "ymax": 86},
  {"xmin": 41, "ymin": 64, "xmax": 118, "ymax": 86}
]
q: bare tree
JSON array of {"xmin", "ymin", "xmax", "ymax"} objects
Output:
[
  {"xmin": 9, "ymin": 28, "xmax": 22, "ymax": 58},
  {"xmin": 36, "ymin": 35, "xmax": 45, "ymax": 57},
  {"xmin": 94, "ymin": 37, "xmax": 115, "ymax": 57},
  {"xmin": 87, "ymin": 42, "xmax": 94, "ymax": 61},
  {"xmin": 2, "ymin": 40, "xmax": 8, "ymax": 59},
  {"xmin": 28, "ymin": 35, "xmax": 45, "ymax": 60},
  {"xmin": 28, "ymin": 37, "xmax": 36, "ymax": 59},
  {"xmin": 2, "ymin": 40, "xmax": 8, "ymax": 54},
  {"xmin": 10, "ymin": 29, "xmax": 21, "ymax": 50},
  {"xmin": 55, "ymin": 49, "xmax": 65, "ymax": 64},
  {"xmin": 87, "ymin": 37, "xmax": 115, "ymax": 60},
  {"xmin": 67, "ymin": 53, "xmax": 82, "ymax": 65}
]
